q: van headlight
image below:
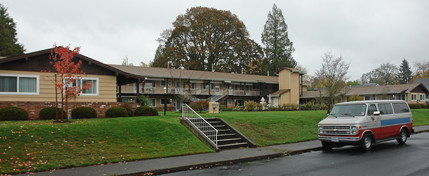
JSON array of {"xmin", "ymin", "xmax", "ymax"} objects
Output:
[
  {"xmin": 351, "ymin": 126, "xmax": 358, "ymax": 135},
  {"xmin": 318, "ymin": 126, "xmax": 324, "ymax": 134}
]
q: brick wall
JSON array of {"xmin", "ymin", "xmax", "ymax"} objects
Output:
[{"xmin": 0, "ymin": 101, "xmax": 139, "ymax": 120}]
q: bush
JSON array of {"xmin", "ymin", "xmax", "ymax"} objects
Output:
[
  {"xmin": 71, "ymin": 107, "xmax": 97, "ymax": 119},
  {"xmin": 134, "ymin": 106, "xmax": 159, "ymax": 116},
  {"xmin": 316, "ymin": 104, "xmax": 328, "ymax": 110},
  {"xmin": 245, "ymin": 101, "xmax": 258, "ymax": 111},
  {"xmin": 189, "ymin": 101, "xmax": 209, "ymax": 113},
  {"xmin": 105, "ymin": 107, "xmax": 129, "ymax": 118},
  {"xmin": 409, "ymin": 104, "xmax": 427, "ymax": 109},
  {"xmin": 0, "ymin": 107, "xmax": 28, "ymax": 121},
  {"xmin": 219, "ymin": 104, "xmax": 226, "ymax": 111},
  {"xmin": 301, "ymin": 102, "xmax": 315, "ymax": 110},
  {"xmin": 120, "ymin": 103, "xmax": 134, "ymax": 116},
  {"xmin": 136, "ymin": 95, "xmax": 150, "ymax": 107},
  {"xmin": 39, "ymin": 107, "xmax": 66, "ymax": 120}
]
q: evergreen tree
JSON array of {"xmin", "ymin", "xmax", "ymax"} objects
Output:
[
  {"xmin": 398, "ymin": 59, "xmax": 412, "ymax": 84},
  {"xmin": 261, "ymin": 4, "xmax": 296, "ymax": 74},
  {"xmin": 0, "ymin": 4, "xmax": 24, "ymax": 57}
]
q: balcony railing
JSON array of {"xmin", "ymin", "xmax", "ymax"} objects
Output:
[{"xmin": 120, "ymin": 87, "xmax": 265, "ymax": 97}]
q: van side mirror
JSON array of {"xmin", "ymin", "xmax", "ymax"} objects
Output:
[{"xmin": 373, "ymin": 111, "xmax": 380, "ymax": 116}]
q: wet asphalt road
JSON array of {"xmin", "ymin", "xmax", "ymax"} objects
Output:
[{"xmin": 165, "ymin": 132, "xmax": 429, "ymax": 176}]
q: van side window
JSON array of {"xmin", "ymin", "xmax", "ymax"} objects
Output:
[
  {"xmin": 392, "ymin": 103, "xmax": 410, "ymax": 113},
  {"xmin": 368, "ymin": 104, "xmax": 377, "ymax": 115},
  {"xmin": 379, "ymin": 103, "xmax": 393, "ymax": 114}
]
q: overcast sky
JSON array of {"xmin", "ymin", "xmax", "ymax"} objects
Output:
[{"xmin": 2, "ymin": 0, "xmax": 429, "ymax": 80}]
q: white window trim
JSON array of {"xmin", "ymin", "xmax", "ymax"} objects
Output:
[
  {"xmin": 420, "ymin": 94, "xmax": 426, "ymax": 101},
  {"xmin": 80, "ymin": 77, "xmax": 99, "ymax": 96},
  {"xmin": 0, "ymin": 73, "xmax": 39, "ymax": 95},
  {"xmin": 64, "ymin": 77, "xmax": 99, "ymax": 96},
  {"xmin": 411, "ymin": 93, "xmax": 417, "ymax": 101},
  {"xmin": 148, "ymin": 98, "xmax": 156, "ymax": 107}
]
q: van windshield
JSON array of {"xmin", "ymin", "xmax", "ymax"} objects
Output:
[{"xmin": 329, "ymin": 104, "xmax": 367, "ymax": 117}]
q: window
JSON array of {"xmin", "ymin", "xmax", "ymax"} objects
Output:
[
  {"xmin": 392, "ymin": 103, "xmax": 410, "ymax": 113},
  {"xmin": 145, "ymin": 80, "xmax": 155, "ymax": 88},
  {"xmin": 65, "ymin": 77, "xmax": 98, "ymax": 96},
  {"xmin": 160, "ymin": 80, "xmax": 171, "ymax": 87},
  {"xmin": 420, "ymin": 94, "xmax": 426, "ymax": 101},
  {"xmin": 191, "ymin": 83, "xmax": 195, "ymax": 89},
  {"xmin": 411, "ymin": 94, "xmax": 417, "ymax": 101},
  {"xmin": 365, "ymin": 95, "xmax": 375, "ymax": 100},
  {"xmin": 203, "ymin": 83, "xmax": 210, "ymax": 89},
  {"xmin": 378, "ymin": 103, "xmax": 393, "ymax": 114},
  {"xmin": 401, "ymin": 94, "xmax": 406, "ymax": 100},
  {"xmin": 161, "ymin": 98, "xmax": 172, "ymax": 105},
  {"xmin": 227, "ymin": 99, "xmax": 232, "ymax": 105},
  {"xmin": 367, "ymin": 104, "xmax": 378, "ymax": 115},
  {"xmin": 176, "ymin": 81, "xmax": 180, "ymax": 87},
  {"xmin": 148, "ymin": 98, "xmax": 156, "ymax": 107},
  {"xmin": 0, "ymin": 74, "xmax": 39, "ymax": 95}
]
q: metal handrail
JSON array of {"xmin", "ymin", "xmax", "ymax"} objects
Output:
[{"xmin": 182, "ymin": 104, "xmax": 218, "ymax": 148}]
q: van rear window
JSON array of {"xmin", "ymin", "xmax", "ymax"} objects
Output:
[{"xmin": 392, "ymin": 103, "xmax": 410, "ymax": 113}]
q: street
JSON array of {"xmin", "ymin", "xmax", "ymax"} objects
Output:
[{"xmin": 165, "ymin": 132, "xmax": 429, "ymax": 176}]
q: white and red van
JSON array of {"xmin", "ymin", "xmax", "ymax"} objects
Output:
[{"xmin": 318, "ymin": 100, "xmax": 413, "ymax": 151}]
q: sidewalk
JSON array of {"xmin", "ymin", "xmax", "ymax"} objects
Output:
[{"xmin": 17, "ymin": 125, "xmax": 429, "ymax": 176}]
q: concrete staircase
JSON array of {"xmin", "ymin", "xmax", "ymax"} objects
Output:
[{"xmin": 185, "ymin": 118, "xmax": 256, "ymax": 150}]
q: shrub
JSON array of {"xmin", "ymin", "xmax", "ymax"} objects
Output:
[
  {"xmin": 257, "ymin": 104, "xmax": 263, "ymax": 111},
  {"xmin": 189, "ymin": 100, "xmax": 209, "ymax": 113},
  {"xmin": 268, "ymin": 106, "xmax": 278, "ymax": 111},
  {"xmin": 316, "ymin": 104, "xmax": 328, "ymax": 110},
  {"xmin": 136, "ymin": 95, "xmax": 150, "ymax": 107},
  {"xmin": 134, "ymin": 106, "xmax": 159, "ymax": 116},
  {"xmin": 105, "ymin": 107, "xmax": 129, "ymax": 118},
  {"xmin": 120, "ymin": 103, "xmax": 134, "ymax": 116},
  {"xmin": 245, "ymin": 101, "xmax": 258, "ymax": 111},
  {"xmin": 301, "ymin": 102, "xmax": 315, "ymax": 110},
  {"xmin": 39, "ymin": 107, "xmax": 66, "ymax": 120},
  {"xmin": 0, "ymin": 107, "xmax": 28, "ymax": 121},
  {"xmin": 219, "ymin": 104, "xmax": 226, "ymax": 111},
  {"xmin": 71, "ymin": 107, "xmax": 97, "ymax": 119}
]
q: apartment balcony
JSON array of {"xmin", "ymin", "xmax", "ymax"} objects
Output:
[{"xmin": 120, "ymin": 87, "xmax": 265, "ymax": 97}]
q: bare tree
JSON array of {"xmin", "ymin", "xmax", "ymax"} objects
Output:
[
  {"xmin": 315, "ymin": 52, "xmax": 350, "ymax": 111},
  {"xmin": 360, "ymin": 62, "xmax": 399, "ymax": 85}
]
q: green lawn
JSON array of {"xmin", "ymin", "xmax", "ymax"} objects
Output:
[
  {"xmin": 412, "ymin": 109, "xmax": 429, "ymax": 126},
  {"xmin": 1, "ymin": 109, "xmax": 428, "ymax": 174},
  {"xmin": 200, "ymin": 111, "xmax": 326, "ymax": 146},
  {"xmin": 0, "ymin": 115, "xmax": 213, "ymax": 174}
]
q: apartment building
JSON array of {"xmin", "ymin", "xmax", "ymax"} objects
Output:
[{"xmin": 111, "ymin": 65, "xmax": 281, "ymax": 111}]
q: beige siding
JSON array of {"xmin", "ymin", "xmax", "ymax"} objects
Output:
[
  {"xmin": 278, "ymin": 69, "xmax": 301, "ymax": 105},
  {"xmin": 0, "ymin": 70, "xmax": 117, "ymax": 102}
]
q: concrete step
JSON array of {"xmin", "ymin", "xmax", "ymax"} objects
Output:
[{"xmin": 217, "ymin": 142, "xmax": 249, "ymax": 149}]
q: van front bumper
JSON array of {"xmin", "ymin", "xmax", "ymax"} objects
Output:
[{"xmin": 319, "ymin": 136, "xmax": 360, "ymax": 143}]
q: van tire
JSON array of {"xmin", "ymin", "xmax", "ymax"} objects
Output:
[
  {"xmin": 322, "ymin": 141, "xmax": 333, "ymax": 151},
  {"xmin": 397, "ymin": 129, "xmax": 408, "ymax": 145},
  {"xmin": 360, "ymin": 133, "xmax": 373, "ymax": 151}
]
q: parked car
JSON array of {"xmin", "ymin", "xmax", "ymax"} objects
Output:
[{"xmin": 318, "ymin": 100, "xmax": 413, "ymax": 151}]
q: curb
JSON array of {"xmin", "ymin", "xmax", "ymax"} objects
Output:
[
  {"xmin": 120, "ymin": 153, "xmax": 284, "ymax": 176},
  {"xmin": 121, "ymin": 146, "xmax": 323, "ymax": 176}
]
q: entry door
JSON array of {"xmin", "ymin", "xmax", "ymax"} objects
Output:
[{"xmin": 176, "ymin": 99, "xmax": 181, "ymax": 112}]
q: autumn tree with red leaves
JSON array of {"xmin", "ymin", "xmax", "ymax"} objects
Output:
[{"xmin": 42, "ymin": 44, "xmax": 92, "ymax": 121}]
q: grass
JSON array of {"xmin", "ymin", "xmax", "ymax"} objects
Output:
[
  {"xmin": 1, "ymin": 109, "xmax": 428, "ymax": 174},
  {"xmin": 200, "ymin": 111, "xmax": 326, "ymax": 146},
  {"xmin": 0, "ymin": 115, "xmax": 213, "ymax": 174},
  {"xmin": 411, "ymin": 109, "xmax": 429, "ymax": 126}
]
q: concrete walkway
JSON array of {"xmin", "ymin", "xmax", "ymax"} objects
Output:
[{"xmin": 17, "ymin": 125, "xmax": 429, "ymax": 176}]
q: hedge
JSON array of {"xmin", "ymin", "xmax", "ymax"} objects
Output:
[
  {"xmin": 39, "ymin": 107, "xmax": 66, "ymax": 120},
  {"xmin": 71, "ymin": 107, "xmax": 97, "ymax": 119},
  {"xmin": 105, "ymin": 107, "xmax": 128, "ymax": 118},
  {"xmin": 134, "ymin": 106, "xmax": 159, "ymax": 116},
  {"xmin": 0, "ymin": 107, "xmax": 28, "ymax": 121}
]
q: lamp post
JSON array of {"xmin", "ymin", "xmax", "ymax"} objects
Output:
[{"xmin": 164, "ymin": 87, "xmax": 167, "ymax": 116}]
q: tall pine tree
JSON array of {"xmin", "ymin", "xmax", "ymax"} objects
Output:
[
  {"xmin": 0, "ymin": 4, "xmax": 24, "ymax": 57},
  {"xmin": 261, "ymin": 4, "xmax": 296, "ymax": 75},
  {"xmin": 398, "ymin": 59, "xmax": 412, "ymax": 84}
]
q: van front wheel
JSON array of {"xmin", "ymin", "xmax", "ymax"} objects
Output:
[
  {"xmin": 322, "ymin": 141, "xmax": 333, "ymax": 151},
  {"xmin": 397, "ymin": 129, "xmax": 408, "ymax": 145},
  {"xmin": 360, "ymin": 133, "xmax": 373, "ymax": 151}
]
